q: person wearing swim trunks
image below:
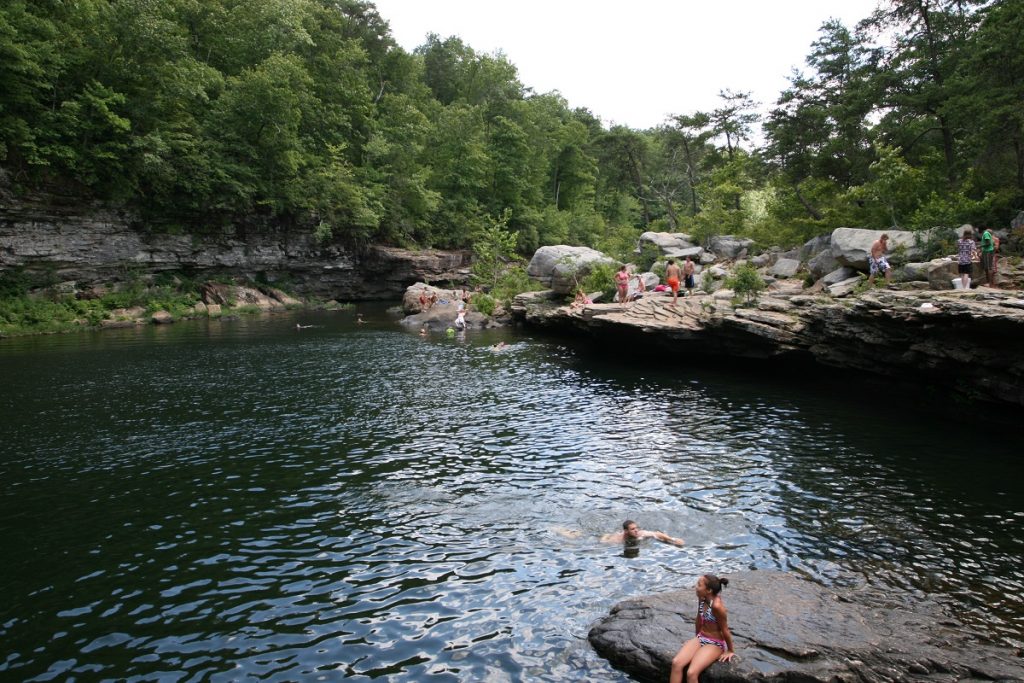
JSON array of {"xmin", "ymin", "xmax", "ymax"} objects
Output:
[
  {"xmin": 682, "ymin": 256, "xmax": 696, "ymax": 297},
  {"xmin": 868, "ymin": 233, "xmax": 892, "ymax": 286},
  {"xmin": 669, "ymin": 573, "xmax": 735, "ymax": 683},
  {"xmin": 665, "ymin": 260, "xmax": 682, "ymax": 307},
  {"xmin": 615, "ymin": 265, "xmax": 630, "ymax": 307}
]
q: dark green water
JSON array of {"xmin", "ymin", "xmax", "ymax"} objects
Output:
[{"xmin": 1, "ymin": 306, "xmax": 1022, "ymax": 681}]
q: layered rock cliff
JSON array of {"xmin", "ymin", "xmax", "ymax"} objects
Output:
[
  {"xmin": 0, "ymin": 185, "xmax": 470, "ymax": 300},
  {"xmin": 512, "ymin": 287, "xmax": 1024, "ymax": 408}
]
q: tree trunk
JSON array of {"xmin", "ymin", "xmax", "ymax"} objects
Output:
[
  {"xmin": 793, "ymin": 181, "xmax": 823, "ymax": 221},
  {"xmin": 681, "ymin": 138, "xmax": 699, "ymax": 215}
]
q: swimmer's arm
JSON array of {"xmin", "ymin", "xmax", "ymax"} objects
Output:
[
  {"xmin": 599, "ymin": 531, "xmax": 623, "ymax": 543},
  {"xmin": 651, "ymin": 531, "xmax": 684, "ymax": 547}
]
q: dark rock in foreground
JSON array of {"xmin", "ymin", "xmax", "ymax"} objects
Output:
[{"xmin": 589, "ymin": 570, "xmax": 1023, "ymax": 682}]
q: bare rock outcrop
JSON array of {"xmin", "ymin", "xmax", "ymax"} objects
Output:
[
  {"xmin": 513, "ymin": 288, "xmax": 1024, "ymax": 407},
  {"xmin": 526, "ymin": 245, "xmax": 616, "ymax": 294},
  {"xmin": 589, "ymin": 570, "xmax": 1024, "ymax": 682},
  {"xmin": 0, "ymin": 187, "xmax": 471, "ymax": 300},
  {"xmin": 830, "ymin": 227, "xmax": 922, "ymax": 269}
]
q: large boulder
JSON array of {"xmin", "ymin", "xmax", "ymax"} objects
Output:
[
  {"xmin": 402, "ymin": 283, "xmax": 467, "ymax": 314},
  {"xmin": 900, "ymin": 259, "xmax": 979, "ymax": 289},
  {"xmin": 527, "ymin": 246, "xmax": 615, "ymax": 295},
  {"xmin": 664, "ymin": 246, "xmax": 704, "ymax": 261},
  {"xmin": 800, "ymin": 234, "xmax": 832, "ymax": 261},
  {"xmin": 821, "ymin": 266, "xmax": 857, "ymax": 285},
  {"xmin": 709, "ymin": 235, "xmax": 754, "ymax": 260},
  {"xmin": 807, "ymin": 249, "xmax": 840, "ymax": 279},
  {"xmin": 830, "ymin": 227, "xmax": 922, "ymax": 270},
  {"xmin": 399, "ymin": 304, "xmax": 490, "ymax": 331},
  {"xmin": 827, "ymin": 275, "xmax": 862, "ymax": 297},
  {"xmin": 638, "ymin": 232, "xmax": 695, "ymax": 253},
  {"xmin": 589, "ymin": 570, "xmax": 1024, "ymax": 683},
  {"xmin": 768, "ymin": 258, "xmax": 801, "ymax": 278},
  {"xmin": 924, "ymin": 258, "xmax": 962, "ymax": 289}
]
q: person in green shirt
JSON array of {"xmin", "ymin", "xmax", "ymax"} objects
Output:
[{"xmin": 980, "ymin": 228, "xmax": 998, "ymax": 288}]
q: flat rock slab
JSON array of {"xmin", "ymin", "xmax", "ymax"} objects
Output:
[{"xmin": 588, "ymin": 570, "xmax": 1023, "ymax": 682}]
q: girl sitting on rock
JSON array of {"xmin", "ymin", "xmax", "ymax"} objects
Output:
[{"xmin": 669, "ymin": 574, "xmax": 735, "ymax": 683}]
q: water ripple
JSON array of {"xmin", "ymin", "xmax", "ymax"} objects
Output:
[{"xmin": 1, "ymin": 311, "xmax": 1023, "ymax": 681}]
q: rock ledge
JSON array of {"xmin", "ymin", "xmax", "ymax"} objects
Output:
[{"xmin": 589, "ymin": 570, "xmax": 1023, "ymax": 682}]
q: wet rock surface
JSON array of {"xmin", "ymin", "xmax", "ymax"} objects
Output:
[{"xmin": 589, "ymin": 570, "xmax": 1024, "ymax": 682}]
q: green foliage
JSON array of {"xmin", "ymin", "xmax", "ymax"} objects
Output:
[
  {"xmin": 470, "ymin": 209, "xmax": 519, "ymax": 290},
  {"xmin": 593, "ymin": 223, "xmax": 641, "ymax": 263},
  {"xmin": 471, "ymin": 292, "xmax": 496, "ymax": 316},
  {"xmin": 579, "ymin": 261, "xmax": 617, "ymax": 302},
  {"xmin": 725, "ymin": 263, "xmax": 766, "ymax": 305},
  {"xmin": 1, "ymin": 0, "xmax": 1022, "ymax": 266},
  {"xmin": 489, "ymin": 263, "xmax": 540, "ymax": 310},
  {"xmin": 636, "ymin": 242, "xmax": 662, "ymax": 272}
]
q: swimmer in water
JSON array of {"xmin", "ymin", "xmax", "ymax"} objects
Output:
[{"xmin": 600, "ymin": 519, "xmax": 684, "ymax": 547}]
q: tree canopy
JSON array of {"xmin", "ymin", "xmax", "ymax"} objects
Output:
[{"xmin": 1, "ymin": 0, "xmax": 1021, "ymax": 258}]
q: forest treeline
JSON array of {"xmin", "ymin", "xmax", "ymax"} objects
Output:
[{"xmin": 1, "ymin": 0, "xmax": 1022, "ymax": 259}]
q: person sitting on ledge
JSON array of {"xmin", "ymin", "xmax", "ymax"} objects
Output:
[
  {"xmin": 600, "ymin": 519, "xmax": 684, "ymax": 547},
  {"xmin": 571, "ymin": 289, "xmax": 592, "ymax": 308},
  {"xmin": 670, "ymin": 574, "xmax": 735, "ymax": 683}
]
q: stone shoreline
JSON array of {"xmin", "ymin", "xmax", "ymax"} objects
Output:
[{"xmin": 512, "ymin": 285, "xmax": 1024, "ymax": 408}]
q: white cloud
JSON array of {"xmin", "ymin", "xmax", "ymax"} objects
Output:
[{"xmin": 373, "ymin": 0, "xmax": 879, "ymax": 130}]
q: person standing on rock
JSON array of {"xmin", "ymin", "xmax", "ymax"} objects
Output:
[
  {"xmin": 454, "ymin": 298, "xmax": 466, "ymax": 330},
  {"xmin": 868, "ymin": 234, "xmax": 892, "ymax": 286},
  {"xmin": 669, "ymin": 574, "xmax": 735, "ymax": 683},
  {"xmin": 980, "ymin": 227, "xmax": 998, "ymax": 288},
  {"xmin": 682, "ymin": 257, "xmax": 696, "ymax": 297},
  {"xmin": 956, "ymin": 229, "xmax": 978, "ymax": 289},
  {"xmin": 615, "ymin": 265, "xmax": 631, "ymax": 307},
  {"xmin": 665, "ymin": 260, "xmax": 682, "ymax": 307}
]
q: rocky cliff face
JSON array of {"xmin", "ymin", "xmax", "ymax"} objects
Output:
[
  {"xmin": 512, "ymin": 287, "xmax": 1024, "ymax": 408},
  {"xmin": 0, "ymin": 186, "xmax": 470, "ymax": 299}
]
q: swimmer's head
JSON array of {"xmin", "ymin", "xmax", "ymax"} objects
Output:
[{"xmin": 622, "ymin": 520, "xmax": 641, "ymax": 539}]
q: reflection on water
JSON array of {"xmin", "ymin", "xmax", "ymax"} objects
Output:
[{"xmin": 1, "ymin": 307, "xmax": 1022, "ymax": 681}]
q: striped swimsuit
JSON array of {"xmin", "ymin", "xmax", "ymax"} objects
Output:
[{"xmin": 697, "ymin": 598, "xmax": 727, "ymax": 651}]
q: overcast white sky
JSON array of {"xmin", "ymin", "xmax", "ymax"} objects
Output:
[{"xmin": 373, "ymin": 0, "xmax": 881, "ymax": 131}]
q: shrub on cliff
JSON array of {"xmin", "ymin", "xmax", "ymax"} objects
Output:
[
  {"xmin": 725, "ymin": 263, "xmax": 765, "ymax": 305},
  {"xmin": 579, "ymin": 262, "xmax": 617, "ymax": 302}
]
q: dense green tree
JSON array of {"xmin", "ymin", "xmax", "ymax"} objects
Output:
[
  {"xmin": 952, "ymin": 0, "xmax": 1024, "ymax": 201},
  {"xmin": 2, "ymin": 0, "xmax": 1021, "ymax": 261}
]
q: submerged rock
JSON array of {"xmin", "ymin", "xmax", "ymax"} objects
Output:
[{"xmin": 589, "ymin": 570, "xmax": 1024, "ymax": 682}]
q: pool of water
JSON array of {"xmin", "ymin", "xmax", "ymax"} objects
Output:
[{"xmin": 1, "ymin": 306, "xmax": 1022, "ymax": 681}]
